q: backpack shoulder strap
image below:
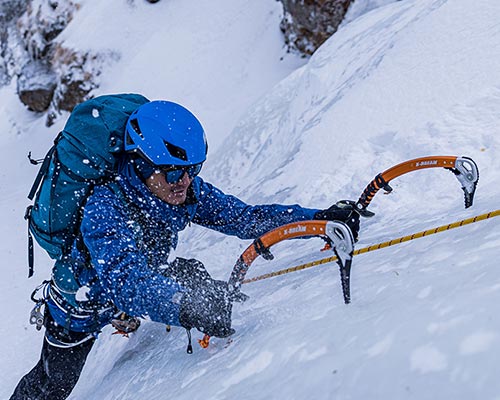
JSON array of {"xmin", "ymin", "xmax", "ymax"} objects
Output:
[
  {"xmin": 25, "ymin": 135, "xmax": 63, "ymax": 277},
  {"xmin": 27, "ymin": 133, "xmax": 62, "ymax": 200}
]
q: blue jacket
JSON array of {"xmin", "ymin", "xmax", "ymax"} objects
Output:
[{"xmin": 48, "ymin": 162, "xmax": 318, "ymax": 333}]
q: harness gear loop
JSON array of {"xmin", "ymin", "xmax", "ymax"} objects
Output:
[{"xmin": 29, "ymin": 280, "xmax": 50, "ymax": 330}]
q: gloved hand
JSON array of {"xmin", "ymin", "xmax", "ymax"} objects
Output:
[
  {"xmin": 314, "ymin": 200, "xmax": 360, "ymax": 241},
  {"xmin": 162, "ymin": 258, "xmax": 213, "ymax": 289},
  {"xmin": 179, "ymin": 279, "xmax": 235, "ymax": 338}
]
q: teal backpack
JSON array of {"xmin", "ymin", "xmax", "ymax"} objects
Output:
[{"xmin": 26, "ymin": 93, "xmax": 150, "ymax": 277}]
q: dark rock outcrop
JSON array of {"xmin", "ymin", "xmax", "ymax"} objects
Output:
[
  {"xmin": 2, "ymin": 1, "xmax": 102, "ymax": 123},
  {"xmin": 17, "ymin": 59, "xmax": 57, "ymax": 112},
  {"xmin": 279, "ymin": 0, "xmax": 353, "ymax": 56},
  {"xmin": 0, "ymin": 0, "xmax": 29, "ymax": 85}
]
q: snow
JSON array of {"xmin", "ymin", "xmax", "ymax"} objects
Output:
[
  {"xmin": 1, "ymin": 0, "xmax": 500, "ymax": 399},
  {"xmin": 59, "ymin": 0, "xmax": 307, "ymax": 150}
]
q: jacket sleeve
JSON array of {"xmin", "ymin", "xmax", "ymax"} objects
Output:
[
  {"xmin": 80, "ymin": 186, "xmax": 185, "ymax": 326},
  {"xmin": 192, "ymin": 180, "xmax": 319, "ymax": 239}
]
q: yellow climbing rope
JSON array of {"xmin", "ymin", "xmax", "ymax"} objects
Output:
[{"xmin": 242, "ymin": 209, "xmax": 500, "ymax": 285}]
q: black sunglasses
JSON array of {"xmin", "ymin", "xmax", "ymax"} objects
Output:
[{"xmin": 157, "ymin": 163, "xmax": 203, "ymax": 183}]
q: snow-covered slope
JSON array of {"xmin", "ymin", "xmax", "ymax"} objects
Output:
[
  {"xmin": 57, "ymin": 0, "xmax": 307, "ymax": 150},
  {"xmin": 1, "ymin": 0, "xmax": 499, "ymax": 399}
]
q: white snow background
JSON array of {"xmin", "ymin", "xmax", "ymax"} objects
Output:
[{"xmin": 1, "ymin": 0, "xmax": 500, "ymax": 399}]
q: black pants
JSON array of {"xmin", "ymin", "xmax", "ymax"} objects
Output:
[{"xmin": 10, "ymin": 313, "xmax": 95, "ymax": 400}]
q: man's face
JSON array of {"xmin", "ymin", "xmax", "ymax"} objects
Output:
[{"xmin": 145, "ymin": 171, "xmax": 192, "ymax": 205}]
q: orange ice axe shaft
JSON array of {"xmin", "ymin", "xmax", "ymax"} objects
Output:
[{"xmin": 354, "ymin": 155, "xmax": 479, "ymax": 217}]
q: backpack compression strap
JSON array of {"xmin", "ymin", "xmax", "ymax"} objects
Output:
[{"xmin": 25, "ymin": 144, "xmax": 57, "ymax": 277}]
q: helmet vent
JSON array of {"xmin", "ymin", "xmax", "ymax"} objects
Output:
[
  {"xmin": 129, "ymin": 118, "xmax": 144, "ymax": 139},
  {"xmin": 164, "ymin": 140, "xmax": 188, "ymax": 161}
]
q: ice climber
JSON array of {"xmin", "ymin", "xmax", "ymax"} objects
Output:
[{"xmin": 10, "ymin": 99, "xmax": 360, "ymax": 399}]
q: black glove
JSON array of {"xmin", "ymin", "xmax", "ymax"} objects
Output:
[
  {"xmin": 179, "ymin": 279, "xmax": 235, "ymax": 338},
  {"xmin": 314, "ymin": 200, "xmax": 360, "ymax": 241},
  {"xmin": 161, "ymin": 258, "xmax": 213, "ymax": 289},
  {"xmin": 163, "ymin": 258, "xmax": 234, "ymax": 337}
]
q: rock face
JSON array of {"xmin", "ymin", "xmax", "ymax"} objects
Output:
[
  {"xmin": 0, "ymin": 0, "xmax": 29, "ymax": 85},
  {"xmin": 279, "ymin": 0, "xmax": 353, "ymax": 56},
  {"xmin": 16, "ymin": 0, "xmax": 76, "ymax": 59},
  {"xmin": 17, "ymin": 59, "xmax": 57, "ymax": 112},
  {"xmin": 1, "ymin": 0, "xmax": 104, "ymax": 125},
  {"xmin": 15, "ymin": 0, "xmax": 95, "ymax": 121},
  {"xmin": 46, "ymin": 44, "xmax": 106, "ymax": 125}
]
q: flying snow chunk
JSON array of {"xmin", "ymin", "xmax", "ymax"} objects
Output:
[
  {"xmin": 75, "ymin": 286, "xmax": 91, "ymax": 301},
  {"xmin": 92, "ymin": 108, "xmax": 100, "ymax": 118}
]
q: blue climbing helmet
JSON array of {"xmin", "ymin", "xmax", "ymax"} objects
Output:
[{"xmin": 125, "ymin": 100, "xmax": 207, "ymax": 167}]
